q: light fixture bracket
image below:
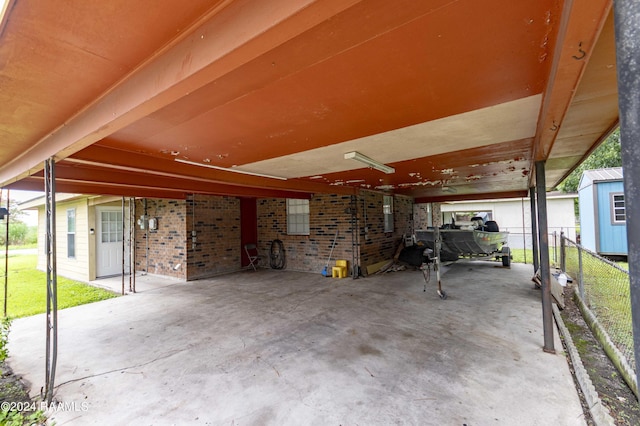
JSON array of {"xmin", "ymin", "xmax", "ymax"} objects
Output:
[{"xmin": 344, "ymin": 151, "xmax": 395, "ymax": 174}]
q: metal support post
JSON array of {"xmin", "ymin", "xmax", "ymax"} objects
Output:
[
  {"xmin": 434, "ymin": 226, "xmax": 446, "ymax": 299},
  {"xmin": 3, "ymin": 189, "xmax": 9, "ymax": 318},
  {"xmin": 535, "ymin": 161, "xmax": 554, "ymax": 353},
  {"xmin": 130, "ymin": 198, "xmax": 136, "ymax": 293},
  {"xmin": 121, "ymin": 197, "xmax": 125, "ymax": 296},
  {"xmin": 521, "ymin": 197, "xmax": 527, "ymax": 264},
  {"xmin": 578, "ymin": 246, "xmax": 585, "ymax": 301},
  {"xmin": 560, "ymin": 232, "xmax": 566, "ymax": 272},
  {"xmin": 144, "ymin": 198, "xmax": 149, "ymax": 276},
  {"xmin": 349, "ymin": 195, "xmax": 360, "ymax": 279},
  {"xmin": 44, "ymin": 158, "xmax": 58, "ymax": 404},
  {"xmin": 613, "ymin": 0, "xmax": 640, "ymax": 394},
  {"xmin": 529, "ymin": 187, "xmax": 539, "ymax": 273}
]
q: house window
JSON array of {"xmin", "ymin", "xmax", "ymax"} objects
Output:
[
  {"xmin": 611, "ymin": 193, "xmax": 626, "ymax": 224},
  {"xmin": 287, "ymin": 199, "xmax": 309, "ymax": 235},
  {"xmin": 67, "ymin": 209, "xmax": 76, "ymax": 258},
  {"xmin": 383, "ymin": 195, "xmax": 394, "ymax": 233}
]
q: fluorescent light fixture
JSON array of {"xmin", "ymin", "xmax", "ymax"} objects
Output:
[
  {"xmin": 344, "ymin": 151, "xmax": 395, "ymax": 174},
  {"xmin": 175, "ymin": 158, "xmax": 288, "ymax": 180}
]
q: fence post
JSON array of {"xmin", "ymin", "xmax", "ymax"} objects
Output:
[
  {"xmin": 578, "ymin": 245, "xmax": 585, "ymax": 302},
  {"xmin": 560, "ymin": 232, "xmax": 565, "ymax": 272}
]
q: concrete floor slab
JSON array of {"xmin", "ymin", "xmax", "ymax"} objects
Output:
[
  {"xmin": 8, "ymin": 262, "xmax": 586, "ymax": 425},
  {"xmin": 89, "ymin": 273, "xmax": 182, "ymax": 295}
]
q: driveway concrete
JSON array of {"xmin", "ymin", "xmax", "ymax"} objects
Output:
[{"xmin": 8, "ymin": 262, "xmax": 585, "ymax": 425}]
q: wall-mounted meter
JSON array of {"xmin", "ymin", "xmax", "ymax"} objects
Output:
[
  {"xmin": 138, "ymin": 215, "xmax": 158, "ymax": 230},
  {"xmin": 137, "ymin": 214, "xmax": 148, "ymax": 230}
]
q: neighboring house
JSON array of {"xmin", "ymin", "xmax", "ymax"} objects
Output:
[
  {"xmin": 21, "ymin": 195, "xmax": 133, "ymax": 282},
  {"xmin": 416, "ymin": 192, "xmax": 578, "ymax": 249},
  {"xmin": 578, "ymin": 167, "xmax": 627, "ymax": 257}
]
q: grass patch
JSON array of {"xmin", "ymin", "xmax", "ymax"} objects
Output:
[
  {"xmin": 565, "ymin": 321, "xmax": 591, "ymax": 355},
  {"xmin": 563, "ymin": 245, "xmax": 635, "ymax": 371},
  {"xmin": 510, "ymin": 248, "xmax": 531, "ymax": 264},
  {"xmin": 7, "ymin": 244, "xmax": 37, "ymax": 251},
  {"xmin": 0, "ymin": 254, "xmax": 118, "ymax": 318},
  {"xmin": 508, "ymin": 248, "xmax": 557, "ymax": 266}
]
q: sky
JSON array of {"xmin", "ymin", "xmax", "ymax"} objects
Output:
[{"xmin": 3, "ymin": 189, "xmax": 43, "ymax": 226}]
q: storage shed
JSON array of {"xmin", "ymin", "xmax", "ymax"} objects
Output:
[{"xmin": 578, "ymin": 167, "xmax": 627, "ymax": 257}]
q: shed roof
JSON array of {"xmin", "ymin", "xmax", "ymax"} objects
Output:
[{"xmin": 578, "ymin": 167, "xmax": 624, "ymax": 191}]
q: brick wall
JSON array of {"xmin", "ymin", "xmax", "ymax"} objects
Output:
[
  {"xmin": 414, "ymin": 203, "xmax": 433, "ymax": 229},
  {"xmin": 432, "ymin": 202, "xmax": 442, "ymax": 227},
  {"xmin": 257, "ymin": 191, "xmax": 414, "ymax": 275},
  {"xmin": 359, "ymin": 191, "xmax": 413, "ymax": 272},
  {"xmin": 135, "ymin": 198, "xmax": 187, "ymax": 279},
  {"xmin": 134, "ymin": 192, "xmax": 413, "ymax": 279},
  {"xmin": 134, "ymin": 195, "xmax": 241, "ymax": 280},
  {"xmin": 257, "ymin": 194, "xmax": 354, "ymax": 273},
  {"xmin": 186, "ymin": 194, "xmax": 241, "ymax": 280}
]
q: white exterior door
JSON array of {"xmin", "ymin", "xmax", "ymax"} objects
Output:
[{"xmin": 96, "ymin": 208, "xmax": 124, "ymax": 277}]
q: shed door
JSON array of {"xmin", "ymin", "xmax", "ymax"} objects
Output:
[{"xmin": 96, "ymin": 208, "xmax": 123, "ymax": 277}]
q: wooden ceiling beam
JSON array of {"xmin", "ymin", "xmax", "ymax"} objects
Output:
[
  {"xmin": 530, "ymin": 0, "xmax": 612, "ymax": 186},
  {"xmin": 65, "ymin": 144, "xmax": 356, "ymax": 196},
  {"xmin": 415, "ymin": 190, "xmax": 529, "ymax": 204},
  {"xmin": 0, "ymin": 0, "xmax": 363, "ymax": 188}
]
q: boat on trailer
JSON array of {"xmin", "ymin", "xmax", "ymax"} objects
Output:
[
  {"xmin": 415, "ymin": 226, "xmax": 511, "ymax": 266},
  {"xmin": 414, "ymin": 219, "xmax": 511, "ymax": 300}
]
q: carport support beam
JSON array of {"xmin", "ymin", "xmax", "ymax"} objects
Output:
[
  {"xmin": 613, "ymin": 0, "xmax": 640, "ymax": 395},
  {"xmin": 535, "ymin": 161, "xmax": 554, "ymax": 353},
  {"xmin": 44, "ymin": 158, "xmax": 58, "ymax": 403},
  {"xmin": 3, "ymin": 190, "xmax": 9, "ymax": 318},
  {"xmin": 529, "ymin": 187, "xmax": 539, "ymax": 272},
  {"xmin": 122, "ymin": 197, "xmax": 125, "ymax": 296}
]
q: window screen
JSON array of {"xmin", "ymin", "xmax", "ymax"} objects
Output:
[
  {"xmin": 67, "ymin": 209, "xmax": 76, "ymax": 258},
  {"xmin": 383, "ymin": 195, "xmax": 394, "ymax": 233},
  {"xmin": 287, "ymin": 199, "xmax": 310, "ymax": 235},
  {"xmin": 611, "ymin": 193, "xmax": 626, "ymax": 224}
]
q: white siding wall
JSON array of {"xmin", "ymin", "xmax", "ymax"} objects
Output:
[{"xmin": 36, "ymin": 199, "xmax": 90, "ymax": 282}]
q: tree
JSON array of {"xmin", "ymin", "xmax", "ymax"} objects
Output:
[
  {"xmin": 557, "ymin": 129, "xmax": 622, "ymax": 193},
  {"xmin": 0, "ymin": 199, "xmax": 35, "ymax": 246}
]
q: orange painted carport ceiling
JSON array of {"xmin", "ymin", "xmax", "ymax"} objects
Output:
[{"xmin": 0, "ymin": 0, "xmax": 618, "ymax": 201}]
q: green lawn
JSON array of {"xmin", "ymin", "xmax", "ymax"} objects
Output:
[
  {"xmin": 0, "ymin": 254, "xmax": 118, "ymax": 318},
  {"xmin": 509, "ymin": 248, "xmax": 557, "ymax": 266}
]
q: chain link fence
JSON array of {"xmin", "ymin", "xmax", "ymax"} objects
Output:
[
  {"xmin": 504, "ymin": 227, "xmax": 578, "ymax": 265},
  {"xmin": 560, "ymin": 234, "xmax": 635, "ymax": 390}
]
